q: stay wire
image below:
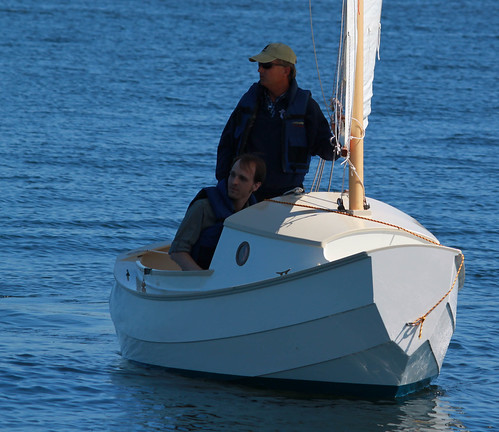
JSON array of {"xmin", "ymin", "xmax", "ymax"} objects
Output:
[{"xmin": 308, "ymin": 0, "xmax": 338, "ymax": 191}]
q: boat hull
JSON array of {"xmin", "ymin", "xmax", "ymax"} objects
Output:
[{"xmin": 110, "ymin": 242, "xmax": 462, "ymax": 398}]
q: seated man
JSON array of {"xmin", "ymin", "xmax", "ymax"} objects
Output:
[{"xmin": 169, "ymin": 154, "xmax": 266, "ymax": 271}]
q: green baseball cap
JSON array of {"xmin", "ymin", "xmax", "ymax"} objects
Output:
[{"xmin": 249, "ymin": 43, "xmax": 297, "ymax": 64}]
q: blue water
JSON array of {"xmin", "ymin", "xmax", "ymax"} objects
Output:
[{"xmin": 1, "ymin": 0, "xmax": 498, "ymax": 430}]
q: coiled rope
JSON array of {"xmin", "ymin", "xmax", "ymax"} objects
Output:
[{"xmin": 265, "ymin": 197, "xmax": 465, "ymax": 338}]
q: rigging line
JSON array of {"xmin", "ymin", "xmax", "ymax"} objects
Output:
[
  {"xmin": 407, "ymin": 254, "xmax": 465, "ymax": 338},
  {"xmin": 317, "ymin": 160, "xmax": 325, "ymax": 191},
  {"xmin": 327, "ymin": 161, "xmax": 334, "ymax": 191},
  {"xmin": 308, "ymin": 0, "xmax": 330, "ymax": 119},
  {"xmin": 350, "ymin": 116, "xmax": 366, "ymax": 140},
  {"xmin": 309, "ymin": 0, "xmax": 345, "ymax": 191},
  {"xmin": 339, "ymin": 154, "xmax": 366, "ymax": 200},
  {"xmin": 264, "ymin": 198, "xmax": 439, "ymax": 244},
  {"xmin": 310, "ymin": 159, "xmax": 321, "ymax": 191},
  {"xmin": 341, "ymin": 155, "xmax": 348, "ymax": 194},
  {"xmin": 316, "ymin": 159, "xmax": 326, "ymax": 191},
  {"xmin": 331, "ymin": 1, "xmax": 347, "ymax": 142},
  {"xmin": 310, "ymin": 160, "xmax": 321, "ymax": 191},
  {"xmin": 311, "ymin": 159, "xmax": 335, "ymax": 193},
  {"xmin": 347, "ymin": 158, "xmax": 366, "ymax": 198},
  {"xmin": 308, "ymin": 0, "xmax": 328, "ymax": 190}
]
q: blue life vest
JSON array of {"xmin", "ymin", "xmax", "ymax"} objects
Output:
[
  {"xmin": 234, "ymin": 81, "xmax": 311, "ymax": 174},
  {"xmin": 190, "ymin": 179, "xmax": 257, "ymax": 269}
]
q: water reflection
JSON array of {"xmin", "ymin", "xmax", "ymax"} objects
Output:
[{"xmin": 110, "ymin": 361, "xmax": 468, "ymax": 431}]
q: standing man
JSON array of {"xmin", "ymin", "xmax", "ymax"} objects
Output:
[
  {"xmin": 170, "ymin": 154, "xmax": 266, "ymax": 271},
  {"xmin": 216, "ymin": 43, "xmax": 339, "ymax": 201}
]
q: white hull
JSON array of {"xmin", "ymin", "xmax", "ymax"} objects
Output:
[{"xmin": 110, "ymin": 192, "xmax": 463, "ymax": 397}]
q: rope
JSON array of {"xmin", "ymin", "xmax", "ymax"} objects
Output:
[
  {"xmin": 308, "ymin": 0, "xmax": 330, "ymax": 118},
  {"xmin": 308, "ymin": 0, "xmax": 343, "ymax": 192},
  {"xmin": 264, "ymin": 198, "xmax": 465, "ymax": 337},
  {"xmin": 310, "ymin": 160, "xmax": 322, "ymax": 192},
  {"xmin": 350, "ymin": 116, "xmax": 366, "ymax": 140},
  {"xmin": 407, "ymin": 254, "xmax": 465, "ymax": 338},
  {"xmin": 265, "ymin": 198, "xmax": 439, "ymax": 244}
]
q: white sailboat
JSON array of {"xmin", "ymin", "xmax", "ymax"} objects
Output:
[{"xmin": 110, "ymin": 0, "xmax": 464, "ymax": 398}]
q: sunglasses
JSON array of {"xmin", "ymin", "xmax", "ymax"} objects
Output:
[{"xmin": 259, "ymin": 62, "xmax": 285, "ymax": 69}]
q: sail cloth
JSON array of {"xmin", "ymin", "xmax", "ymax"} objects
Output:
[
  {"xmin": 363, "ymin": 0, "xmax": 383, "ymax": 129},
  {"xmin": 336, "ymin": 0, "xmax": 382, "ymax": 148}
]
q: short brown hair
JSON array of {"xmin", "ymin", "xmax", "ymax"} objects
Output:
[{"xmin": 234, "ymin": 153, "xmax": 266, "ymax": 184}]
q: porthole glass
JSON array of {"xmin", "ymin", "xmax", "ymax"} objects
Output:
[{"xmin": 236, "ymin": 241, "xmax": 250, "ymax": 266}]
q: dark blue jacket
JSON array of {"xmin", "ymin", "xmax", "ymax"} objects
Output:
[
  {"xmin": 216, "ymin": 80, "xmax": 336, "ymax": 200},
  {"xmin": 191, "ymin": 179, "xmax": 257, "ymax": 269},
  {"xmin": 234, "ymin": 82, "xmax": 311, "ymax": 174}
]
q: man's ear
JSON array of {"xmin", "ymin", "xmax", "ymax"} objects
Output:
[{"xmin": 252, "ymin": 182, "xmax": 262, "ymax": 192}]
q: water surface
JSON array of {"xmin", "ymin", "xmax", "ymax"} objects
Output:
[{"xmin": 1, "ymin": 0, "xmax": 498, "ymax": 430}]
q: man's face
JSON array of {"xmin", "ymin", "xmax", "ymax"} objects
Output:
[
  {"xmin": 227, "ymin": 160, "xmax": 260, "ymax": 202},
  {"xmin": 258, "ymin": 61, "xmax": 289, "ymax": 91}
]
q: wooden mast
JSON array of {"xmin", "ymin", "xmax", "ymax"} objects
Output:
[{"xmin": 349, "ymin": 0, "xmax": 364, "ymax": 211}]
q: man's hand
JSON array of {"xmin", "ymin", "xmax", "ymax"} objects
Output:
[{"xmin": 170, "ymin": 252, "xmax": 203, "ymax": 271}]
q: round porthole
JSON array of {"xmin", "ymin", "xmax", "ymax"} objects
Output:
[{"xmin": 236, "ymin": 241, "xmax": 250, "ymax": 266}]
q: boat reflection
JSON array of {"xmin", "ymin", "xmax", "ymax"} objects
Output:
[{"xmin": 109, "ymin": 360, "xmax": 469, "ymax": 431}]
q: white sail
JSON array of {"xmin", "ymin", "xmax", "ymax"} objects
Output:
[
  {"xmin": 363, "ymin": 0, "xmax": 383, "ymax": 128},
  {"xmin": 336, "ymin": 0, "xmax": 382, "ymax": 146}
]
